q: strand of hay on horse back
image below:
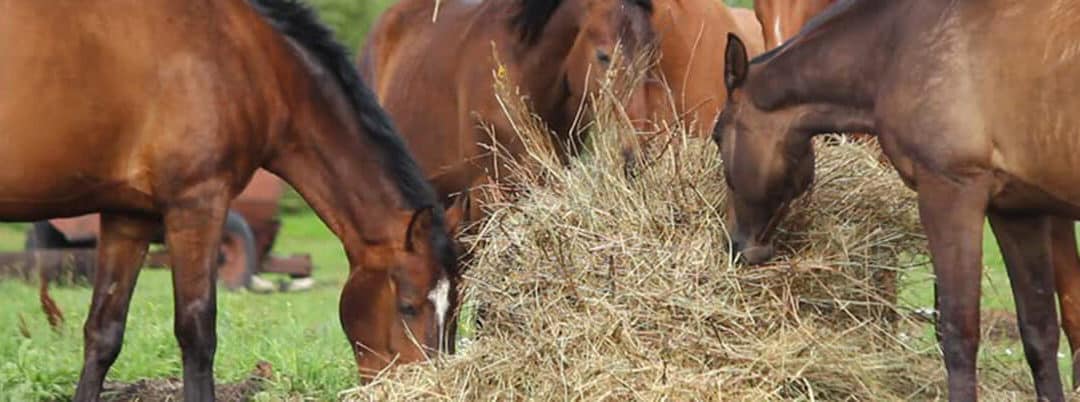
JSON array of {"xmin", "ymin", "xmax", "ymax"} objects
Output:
[{"xmin": 343, "ymin": 64, "xmax": 1026, "ymax": 400}]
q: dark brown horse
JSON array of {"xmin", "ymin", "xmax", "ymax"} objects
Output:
[
  {"xmin": 715, "ymin": 1, "xmax": 1080, "ymax": 400},
  {"xmin": 752, "ymin": 0, "xmax": 835, "ymax": 50},
  {"xmin": 0, "ymin": 0, "xmax": 457, "ymax": 400},
  {"xmin": 643, "ymin": 0, "xmax": 761, "ymax": 138},
  {"xmin": 361, "ymin": 0, "xmax": 656, "ymax": 199}
]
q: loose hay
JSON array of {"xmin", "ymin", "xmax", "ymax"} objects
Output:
[{"xmin": 344, "ymin": 66, "xmax": 1030, "ymax": 401}]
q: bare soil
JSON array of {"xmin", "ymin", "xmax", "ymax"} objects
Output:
[{"xmin": 99, "ymin": 361, "xmax": 272, "ymax": 402}]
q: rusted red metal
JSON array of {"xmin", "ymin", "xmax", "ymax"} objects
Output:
[{"xmin": 48, "ymin": 215, "xmax": 100, "ymax": 244}]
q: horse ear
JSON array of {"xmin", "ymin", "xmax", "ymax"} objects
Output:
[
  {"xmin": 404, "ymin": 206, "xmax": 435, "ymax": 252},
  {"xmin": 724, "ymin": 33, "xmax": 749, "ymax": 91},
  {"xmin": 445, "ymin": 190, "xmax": 471, "ymax": 236}
]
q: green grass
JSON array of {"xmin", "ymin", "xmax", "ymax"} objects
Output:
[{"xmin": 0, "ymin": 208, "xmax": 358, "ymax": 401}]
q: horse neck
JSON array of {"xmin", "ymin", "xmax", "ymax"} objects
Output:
[
  {"xmin": 511, "ymin": 0, "xmax": 585, "ymax": 129},
  {"xmin": 757, "ymin": 0, "xmax": 837, "ymax": 49},
  {"xmin": 748, "ymin": 1, "xmax": 896, "ymax": 121},
  {"xmin": 268, "ymin": 52, "xmax": 412, "ymax": 266},
  {"xmin": 754, "ymin": 0, "xmax": 787, "ymax": 50}
]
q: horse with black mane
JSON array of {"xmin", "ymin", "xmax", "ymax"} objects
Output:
[
  {"xmin": 360, "ymin": 0, "xmax": 657, "ymax": 204},
  {"xmin": 0, "ymin": 0, "xmax": 459, "ymax": 399},
  {"xmin": 715, "ymin": 0, "xmax": 1080, "ymax": 400}
]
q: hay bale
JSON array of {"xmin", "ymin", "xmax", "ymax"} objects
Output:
[{"xmin": 344, "ymin": 67, "xmax": 1028, "ymax": 401}]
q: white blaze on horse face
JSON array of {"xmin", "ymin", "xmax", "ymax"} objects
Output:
[{"xmin": 428, "ymin": 277, "xmax": 451, "ymax": 335}]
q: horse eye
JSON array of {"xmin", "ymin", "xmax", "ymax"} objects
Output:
[
  {"xmin": 596, "ymin": 50, "xmax": 612, "ymax": 65},
  {"xmin": 398, "ymin": 303, "xmax": 419, "ymax": 317}
]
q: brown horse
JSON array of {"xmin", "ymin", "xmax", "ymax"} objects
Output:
[
  {"xmin": 753, "ymin": 0, "xmax": 880, "ymax": 148},
  {"xmin": 643, "ymin": 0, "xmax": 762, "ymax": 138},
  {"xmin": 361, "ymin": 0, "xmax": 656, "ymax": 199},
  {"xmin": 752, "ymin": 0, "xmax": 835, "ymax": 50},
  {"xmin": 715, "ymin": 1, "xmax": 1080, "ymax": 400},
  {"xmin": 728, "ymin": 7, "xmax": 766, "ymax": 58},
  {"xmin": 0, "ymin": 0, "xmax": 457, "ymax": 400},
  {"xmin": 340, "ymin": 190, "xmax": 471, "ymax": 376}
]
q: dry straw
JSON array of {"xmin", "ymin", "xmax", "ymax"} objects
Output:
[{"xmin": 344, "ymin": 54, "xmax": 1033, "ymax": 401}]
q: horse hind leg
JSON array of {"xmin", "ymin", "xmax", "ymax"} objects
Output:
[
  {"xmin": 989, "ymin": 211, "xmax": 1066, "ymax": 402},
  {"xmin": 1050, "ymin": 218, "xmax": 1080, "ymax": 390},
  {"xmin": 73, "ymin": 213, "xmax": 156, "ymax": 402},
  {"xmin": 163, "ymin": 183, "xmax": 230, "ymax": 402}
]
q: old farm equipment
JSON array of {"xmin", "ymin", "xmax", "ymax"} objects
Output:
[{"xmin": 5, "ymin": 170, "xmax": 312, "ymax": 290}]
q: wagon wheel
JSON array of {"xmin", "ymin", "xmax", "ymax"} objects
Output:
[
  {"xmin": 217, "ymin": 211, "xmax": 258, "ymax": 291},
  {"xmin": 25, "ymin": 221, "xmax": 74, "ymax": 250}
]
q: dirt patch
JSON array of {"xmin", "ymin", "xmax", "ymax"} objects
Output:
[
  {"xmin": 101, "ymin": 361, "xmax": 272, "ymax": 402},
  {"xmin": 983, "ymin": 309, "xmax": 1020, "ymax": 342}
]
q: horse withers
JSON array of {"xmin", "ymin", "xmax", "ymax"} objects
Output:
[
  {"xmin": 0, "ymin": 0, "xmax": 457, "ymax": 399},
  {"xmin": 714, "ymin": 1, "xmax": 1080, "ymax": 400}
]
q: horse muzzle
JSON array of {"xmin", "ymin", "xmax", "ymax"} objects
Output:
[{"xmin": 731, "ymin": 233, "xmax": 776, "ymax": 265}]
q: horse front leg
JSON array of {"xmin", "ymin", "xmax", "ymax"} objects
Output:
[
  {"xmin": 990, "ymin": 211, "xmax": 1065, "ymax": 401},
  {"xmin": 73, "ymin": 213, "xmax": 157, "ymax": 402},
  {"xmin": 917, "ymin": 171, "xmax": 991, "ymax": 402},
  {"xmin": 163, "ymin": 183, "xmax": 230, "ymax": 402}
]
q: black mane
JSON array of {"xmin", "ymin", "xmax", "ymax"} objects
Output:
[
  {"xmin": 510, "ymin": 0, "xmax": 654, "ymax": 46},
  {"xmin": 750, "ymin": 0, "xmax": 857, "ymax": 65},
  {"xmin": 248, "ymin": 0, "xmax": 436, "ymax": 210},
  {"xmin": 248, "ymin": 0, "xmax": 457, "ymax": 274}
]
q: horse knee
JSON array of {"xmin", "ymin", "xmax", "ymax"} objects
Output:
[
  {"xmin": 174, "ymin": 302, "xmax": 217, "ymax": 363},
  {"xmin": 83, "ymin": 321, "xmax": 126, "ymax": 366},
  {"xmin": 1020, "ymin": 314, "xmax": 1061, "ymax": 354},
  {"xmin": 937, "ymin": 318, "xmax": 979, "ymax": 372}
]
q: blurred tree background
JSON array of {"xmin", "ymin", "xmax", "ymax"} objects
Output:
[
  {"xmin": 308, "ymin": 0, "xmax": 394, "ymax": 50},
  {"xmin": 309, "ymin": 0, "xmax": 754, "ymax": 51}
]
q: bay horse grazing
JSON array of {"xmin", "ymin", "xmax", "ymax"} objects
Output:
[
  {"xmin": 361, "ymin": 0, "xmax": 656, "ymax": 198},
  {"xmin": 752, "ymin": 0, "xmax": 835, "ymax": 50},
  {"xmin": 0, "ymin": 0, "xmax": 457, "ymax": 400},
  {"xmin": 714, "ymin": 1, "xmax": 1080, "ymax": 400},
  {"xmin": 643, "ymin": 0, "xmax": 763, "ymax": 138}
]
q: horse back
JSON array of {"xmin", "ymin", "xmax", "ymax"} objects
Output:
[
  {"xmin": 362, "ymin": 0, "xmax": 507, "ymax": 198},
  {"xmin": 0, "ymin": 0, "xmax": 288, "ymax": 217},
  {"xmin": 873, "ymin": 1, "xmax": 1080, "ymax": 215}
]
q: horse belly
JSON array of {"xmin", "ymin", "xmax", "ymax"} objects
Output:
[{"xmin": 0, "ymin": 130, "xmax": 155, "ymax": 219}]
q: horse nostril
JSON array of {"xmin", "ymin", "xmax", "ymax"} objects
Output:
[{"xmin": 596, "ymin": 50, "xmax": 611, "ymax": 65}]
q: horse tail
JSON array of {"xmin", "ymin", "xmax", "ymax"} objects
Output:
[{"xmin": 39, "ymin": 267, "xmax": 65, "ymax": 330}]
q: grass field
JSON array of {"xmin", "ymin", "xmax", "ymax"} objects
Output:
[
  {"xmin": 0, "ymin": 204, "xmax": 359, "ymax": 401},
  {"xmin": 0, "ymin": 196, "xmax": 1070, "ymax": 400}
]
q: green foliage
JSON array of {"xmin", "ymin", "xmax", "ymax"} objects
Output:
[
  {"xmin": 724, "ymin": 0, "xmax": 754, "ymax": 8},
  {"xmin": 308, "ymin": 0, "xmax": 394, "ymax": 51}
]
